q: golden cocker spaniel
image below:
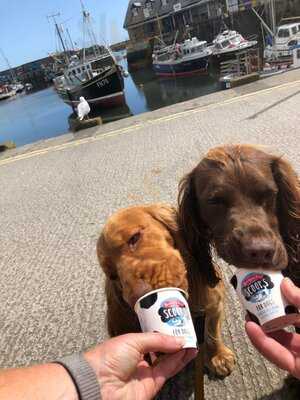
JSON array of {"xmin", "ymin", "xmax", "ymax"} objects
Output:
[{"xmin": 97, "ymin": 204, "xmax": 235, "ymax": 377}]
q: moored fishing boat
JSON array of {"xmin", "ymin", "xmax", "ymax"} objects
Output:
[
  {"xmin": 52, "ymin": 2, "xmax": 125, "ymax": 109},
  {"xmin": 0, "ymin": 85, "xmax": 16, "ymax": 101},
  {"xmin": 53, "ymin": 52, "xmax": 125, "ymax": 109},
  {"xmin": 152, "ymin": 37, "xmax": 212, "ymax": 77}
]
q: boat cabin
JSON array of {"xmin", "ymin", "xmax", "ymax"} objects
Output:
[
  {"xmin": 54, "ymin": 53, "xmax": 115, "ymax": 89},
  {"xmin": 181, "ymin": 38, "xmax": 208, "ymax": 55},
  {"xmin": 153, "ymin": 37, "xmax": 208, "ymax": 62},
  {"xmin": 276, "ymin": 23, "xmax": 300, "ymax": 46},
  {"xmin": 214, "ymin": 31, "xmax": 244, "ymax": 50}
]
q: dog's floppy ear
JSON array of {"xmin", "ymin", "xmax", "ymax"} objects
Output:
[
  {"xmin": 272, "ymin": 156, "xmax": 300, "ymax": 283},
  {"xmin": 178, "ymin": 169, "xmax": 219, "ymax": 287},
  {"xmin": 97, "ymin": 232, "xmax": 118, "ymax": 280},
  {"xmin": 146, "ymin": 203, "xmax": 179, "ymax": 234}
]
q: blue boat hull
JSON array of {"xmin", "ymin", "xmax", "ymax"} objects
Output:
[{"xmin": 153, "ymin": 56, "xmax": 209, "ymax": 77}]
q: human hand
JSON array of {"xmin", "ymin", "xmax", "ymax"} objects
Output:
[
  {"xmin": 85, "ymin": 332, "xmax": 197, "ymax": 400},
  {"xmin": 245, "ymin": 277, "xmax": 300, "ymax": 379}
]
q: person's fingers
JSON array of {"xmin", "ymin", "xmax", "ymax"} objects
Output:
[
  {"xmin": 152, "ymin": 349, "xmax": 198, "ymax": 391},
  {"xmin": 267, "ymin": 329, "xmax": 300, "ymax": 353},
  {"xmin": 181, "ymin": 348, "xmax": 198, "ymax": 366},
  {"xmin": 245, "ymin": 321, "xmax": 296, "ymax": 373},
  {"xmin": 125, "ymin": 332, "xmax": 186, "ymax": 355},
  {"xmin": 281, "ymin": 278, "xmax": 300, "ymax": 308}
]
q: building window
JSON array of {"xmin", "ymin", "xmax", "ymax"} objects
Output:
[
  {"xmin": 143, "ymin": 8, "xmax": 151, "ymax": 18},
  {"xmin": 132, "ymin": 2, "xmax": 141, "ymax": 17},
  {"xmin": 162, "ymin": 17, "xmax": 173, "ymax": 33},
  {"xmin": 145, "ymin": 0, "xmax": 153, "ymax": 10},
  {"xmin": 144, "ymin": 22, "xmax": 155, "ymax": 35}
]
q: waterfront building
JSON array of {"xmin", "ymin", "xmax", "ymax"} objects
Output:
[
  {"xmin": 124, "ymin": 0, "xmax": 300, "ymax": 46},
  {"xmin": 124, "ymin": 0, "xmax": 225, "ymax": 45}
]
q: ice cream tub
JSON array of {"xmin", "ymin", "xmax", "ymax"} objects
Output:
[
  {"xmin": 230, "ymin": 268, "xmax": 300, "ymax": 333},
  {"xmin": 134, "ymin": 287, "xmax": 197, "ymax": 349}
]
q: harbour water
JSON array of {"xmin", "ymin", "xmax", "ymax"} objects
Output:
[{"xmin": 0, "ymin": 58, "xmax": 220, "ymax": 147}]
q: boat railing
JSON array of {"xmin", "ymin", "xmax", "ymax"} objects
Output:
[
  {"xmin": 246, "ymin": 34, "xmax": 259, "ymax": 42},
  {"xmin": 92, "ymin": 66, "xmax": 112, "ymax": 76},
  {"xmin": 155, "ymin": 52, "xmax": 173, "ymax": 62}
]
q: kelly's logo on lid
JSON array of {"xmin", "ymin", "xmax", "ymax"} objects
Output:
[
  {"xmin": 158, "ymin": 298, "xmax": 189, "ymax": 327},
  {"xmin": 241, "ymin": 273, "xmax": 274, "ymax": 303}
]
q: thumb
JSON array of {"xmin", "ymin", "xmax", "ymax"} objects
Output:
[
  {"xmin": 281, "ymin": 278, "xmax": 300, "ymax": 308},
  {"xmin": 127, "ymin": 332, "xmax": 186, "ymax": 355}
]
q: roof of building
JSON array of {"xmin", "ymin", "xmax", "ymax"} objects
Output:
[{"xmin": 123, "ymin": 0, "xmax": 210, "ymax": 29}]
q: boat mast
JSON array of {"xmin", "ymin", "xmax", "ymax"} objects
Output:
[
  {"xmin": 252, "ymin": 7, "xmax": 274, "ymax": 38},
  {"xmin": 66, "ymin": 28, "xmax": 75, "ymax": 51},
  {"xmin": 156, "ymin": 13, "xmax": 163, "ymax": 41},
  {"xmin": 252, "ymin": 0, "xmax": 276, "ymax": 46},
  {"xmin": 0, "ymin": 48, "xmax": 16, "ymax": 82},
  {"xmin": 80, "ymin": 0, "xmax": 100, "ymax": 60},
  {"xmin": 270, "ymin": 0, "xmax": 276, "ymax": 37},
  {"xmin": 47, "ymin": 13, "xmax": 69, "ymax": 63}
]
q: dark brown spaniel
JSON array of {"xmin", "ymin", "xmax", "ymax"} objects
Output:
[{"xmin": 178, "ymin": 145, "xmax": 300, "ymax": 286}]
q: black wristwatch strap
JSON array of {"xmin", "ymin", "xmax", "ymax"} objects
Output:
[{"xmin": 55, "ymin": 353, "xmax": 101, "ymax": 400}]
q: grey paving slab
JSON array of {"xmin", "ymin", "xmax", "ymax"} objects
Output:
[{"xmin": 1, "ymin": 71, "xmax": 300, "ymax": 399}]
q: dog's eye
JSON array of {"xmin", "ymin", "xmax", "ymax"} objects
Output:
[
  {"xmin": 128, "ymin": 232, "xmax": 141, "ymax": 247},
  {"xmin": 207, "ymin": 196, "xmax": 227, "ymax": 206}
]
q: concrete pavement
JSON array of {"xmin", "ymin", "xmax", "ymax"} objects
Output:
[{"xmin": 1, "ymin": 70, "xmax": 300, "ymax": 399}]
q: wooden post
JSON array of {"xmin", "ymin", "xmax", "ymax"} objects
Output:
[
  {"xmin": 194, "ymin": 312, "xmax": 205, "ymax": 400},
  {"xmin": 156, "ymin": 13, "xmax": 163, "ymax": 39}
]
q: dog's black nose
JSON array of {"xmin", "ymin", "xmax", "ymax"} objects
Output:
[{"xmin": 243, "ymin": 239, "xmax": 275, "ymax": 265}]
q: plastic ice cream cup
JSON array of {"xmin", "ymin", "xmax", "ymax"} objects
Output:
[
  {"xmin": 134, "ymin": 287, "xmax": 197, "ymax": 349},
  {"xmin": 230, "ymin": 268, "xmax": 300, "ymax": 333}
]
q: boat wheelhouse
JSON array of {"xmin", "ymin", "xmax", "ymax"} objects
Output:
[
  {"xmin": 211, "ymin": 30, "xmax": 257, "ymax": 61},
  {"xmin": 264, "ymin": 23, "xmax": 300, "ymax": 60}
]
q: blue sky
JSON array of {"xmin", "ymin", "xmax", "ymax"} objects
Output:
[{"xmin": 0, "ymin": 0, "xmax": 129, "ymax": 71}]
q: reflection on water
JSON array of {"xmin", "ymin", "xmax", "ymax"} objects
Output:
[
  {"xmin": 120, "ymin": 55, "xmax": 220, "ymax": 115},
  {"xmin": 89, "ymin": 103, "xmax": 132, "ymax": 123},
  {"xmin": 0, "ymin": 55, "xmax": 220, "ymax": 147},
  {"xmin": 125, "ymin": 62, "xmax": 219, "ymax": 113}
]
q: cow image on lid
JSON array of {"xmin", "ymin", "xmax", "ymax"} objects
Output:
[
  {"xmin": 230, "ymin": 269, "xmax": 300, "ymax": 332},
  {"xmin": 134, "ymin": 288, "xmax": 198, "ymax": 350}
]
